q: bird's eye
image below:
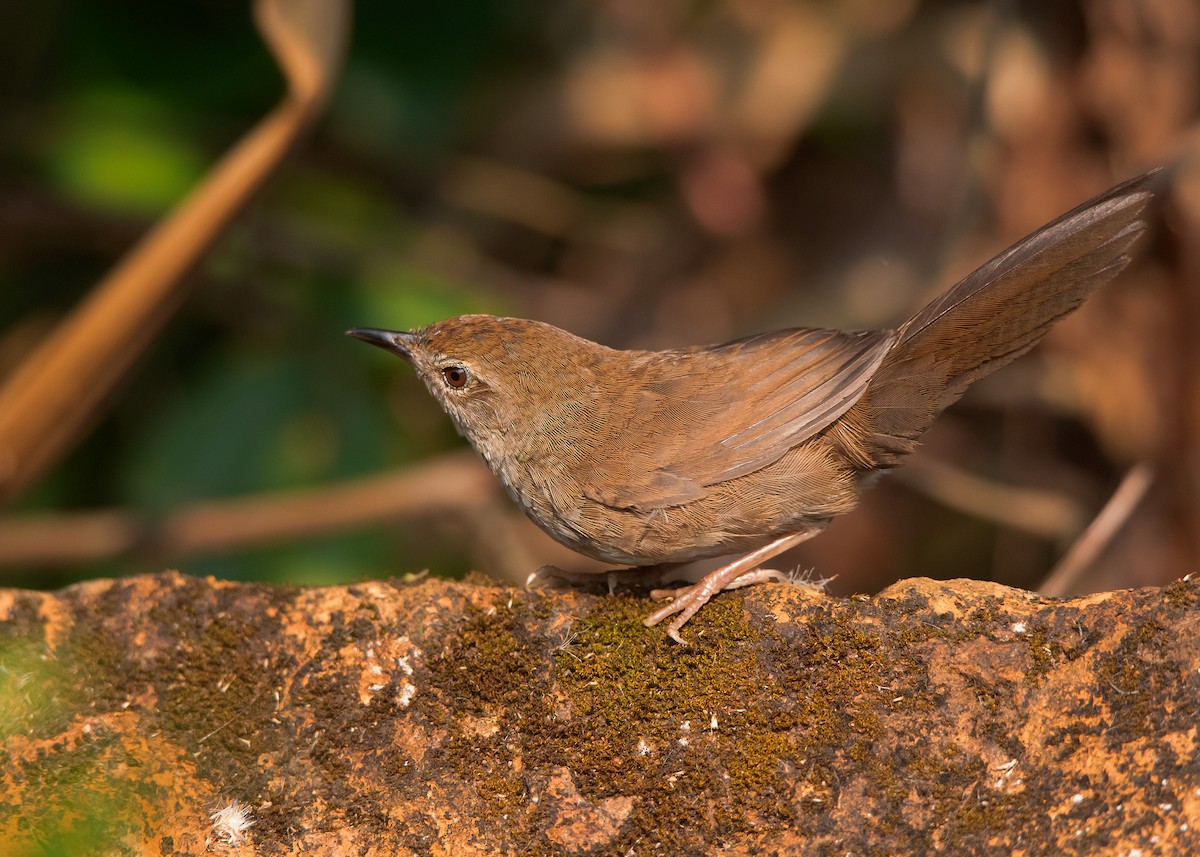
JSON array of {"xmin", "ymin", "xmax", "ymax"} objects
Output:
[{"xmin": 442, "ymin": 366, "xmax": 469, "ymax": 389}]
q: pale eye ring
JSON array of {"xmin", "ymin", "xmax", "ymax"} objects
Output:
[{"xmin": 442, "ymin": 366, "xmax": 469, "ymax": 389}]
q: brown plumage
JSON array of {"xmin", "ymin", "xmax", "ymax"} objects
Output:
[{"xmin": 349, "ymin": 170, "xmax": 1156, "ymax": 643}]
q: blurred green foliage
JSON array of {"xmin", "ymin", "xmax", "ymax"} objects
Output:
[{"xmin": 1, "ymin": 0, "xmax": 530, "ymax": 589}]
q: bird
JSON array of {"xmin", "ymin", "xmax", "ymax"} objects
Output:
[{"xmin": 349, "ymin": 170, "xmax": 1156, "ymax": 643}]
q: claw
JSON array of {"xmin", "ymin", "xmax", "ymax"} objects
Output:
[{"xmin": 639, "ymin": 529, "xmax": 823, "ymax": 642}]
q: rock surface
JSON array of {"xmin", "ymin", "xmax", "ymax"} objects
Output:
[{"xmin": 0, "ymin": 571, "xmax": 1198, "ymax": 855}]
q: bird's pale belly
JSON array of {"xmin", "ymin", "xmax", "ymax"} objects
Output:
[{"xmin": 498, "ymin": 438, "xmax": 864, "ymax": 567}]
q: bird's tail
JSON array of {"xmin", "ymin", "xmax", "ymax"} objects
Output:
[{"xmin": 859, "ymin": 170, "xmax": 1156, "ymax": 466}]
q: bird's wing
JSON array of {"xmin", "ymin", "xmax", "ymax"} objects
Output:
[{"xmin": 582, "ymin": 326, "xmax": 894, "ymax": 510}]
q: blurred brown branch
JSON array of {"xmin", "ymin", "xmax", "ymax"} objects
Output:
[
  {"xmin": 0, "ymin": 452, "xmax": 493, "ymax": 568},
  {"xmin": 1039, "ymin": 463, "xmax": 1156, "ymax": 599},
  {"xmin": 892, "ymin": 454, "xmax": 1087, "ymax": 542},
  {"xmin": 0, "ymin": 0, "xmax": 349, "ymax": 506}
]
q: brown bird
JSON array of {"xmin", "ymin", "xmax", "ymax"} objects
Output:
[{"xmin": 349, "ymin": 170, "xmax": 1155, "ymax": 643}]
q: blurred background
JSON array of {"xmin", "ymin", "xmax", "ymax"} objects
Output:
[{"xmin": 1, "ymin": 0, "xmax": 1197, "ymax": 598}]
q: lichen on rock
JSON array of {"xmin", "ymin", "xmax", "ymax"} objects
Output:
[{"xmin": 0, "ymin": 571, "xmax": 1197, "ymax": 855}]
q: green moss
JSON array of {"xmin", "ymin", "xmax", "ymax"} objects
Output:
[
  {"xmin": 1022, "ymin": 625, "xmax": 1062, "ymax": 684},
  {"xmin": 1, "ymin": 729, "xmax": 173, "ymax": 857},
  {"xmin": 415, "ymin": 597, "xmax": 556, "ymax": 851},
  {"xmin": 16, "ymin": 572, "xmax": 1188, "ymax": 854},
  {"xmin": 1097, "ymin": 620, "xmax": 1166, "ymax": 700},
  {"xmin": 959, "ymin": 601, "xmax": 1002, "ymax": 637},
  {"xmin": 553, "ymin": 595, "xmax": 791, "ymax": 810},
  {"xmin": 425, "ymin": 597, "xmax": 542, "ymax": 714},
  {"xmin": 144, "ymin": 589, "xmax": 294, "ymax": 801},
  {"xmin": 475, "ymin": 771, "xmax": 528, "ymax": 817},
  {"xmin": 1087, "ymin": 615, "xmax": 1196, "ymax": 805},
  {"xmin": 19, "ymin": 577, "xmax": 307, "ymax": 844},
  {"xmin": 0, "ymin": 637, "xmax": 80, "ymax": 743},
  {"xmin": 420, "ymin": 592, "xmax": 803, "ymax": 854},
  {"xmin": 950, "ymin": 793, "xmax": 1018, "ymax": 836},
  {"xmin": 1162, "ymin": 578, "xmax": 1197, "ymax": 609}
]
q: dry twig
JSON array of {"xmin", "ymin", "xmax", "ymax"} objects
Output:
[
  {"xmin": 0, "ymin": 452, "xmax": 493, "ymax": 570},
  {"xmin": 0, "ymin": 0, "xmax": 349, "ymax": 505}
]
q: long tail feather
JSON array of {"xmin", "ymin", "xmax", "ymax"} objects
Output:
[{"xmin": 861, "ymin": 170, "xmax": 1157, "ymax": 464}]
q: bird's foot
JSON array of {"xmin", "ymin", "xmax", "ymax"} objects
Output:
[
  {"xmin": 645, "ymin": 569, "xmax": 791, "ymax": 645},
  {"xmin": 642, "ymin": 530, "xmax": 821, "ymax": 644},
  {"xmin": 648, "ymin": 568, "xmax": 789, "ymax": 602}
]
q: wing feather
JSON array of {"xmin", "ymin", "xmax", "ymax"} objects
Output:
[{"xmin": 583, "ymin": 327, "xmax": 894, "ymax": 509}]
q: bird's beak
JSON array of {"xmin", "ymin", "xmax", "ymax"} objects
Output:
[{"xmin": 346, "ymin": 327, "xmax": 417, "ymax": 361}]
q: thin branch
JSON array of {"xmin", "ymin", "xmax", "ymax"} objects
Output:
[
  {"xmin": 0, "ymin": 452, "xmax": 494, "ymax": 569},
  {"xmin": 1038, "ymin": 463, "xmax": 1155, "ymax": 598},
  {"xmin": 0, "ymin": 0, "xmax": 349, "ymax": 506},
  {"xmin": 892, "ymin": 455, "xmax": 1086, "ymax": 541}
]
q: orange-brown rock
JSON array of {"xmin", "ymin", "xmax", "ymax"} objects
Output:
[{"xmin": 1, "ymin": 571, "xmax": 1198, "ymax": 855}]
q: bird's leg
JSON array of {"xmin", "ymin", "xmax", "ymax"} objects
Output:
[
  {"xmin": 648, "ymin": 568, "xmax": 790, "ymax": 601},
  {"xmin": 643, "ymin": 528, "xmax": 823, "ymax": 644}
]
